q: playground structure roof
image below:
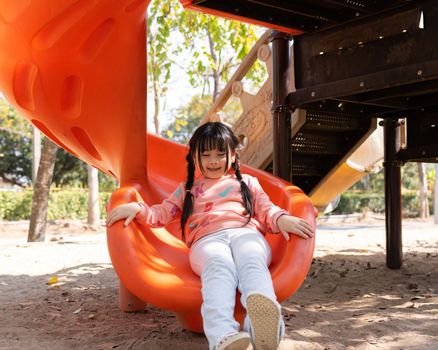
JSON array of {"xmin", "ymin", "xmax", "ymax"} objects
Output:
[{"xmin": 180, "ymin": 0, "xmax": 417, "ymax": 35}]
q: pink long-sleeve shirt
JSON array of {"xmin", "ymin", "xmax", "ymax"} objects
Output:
[{"xmin": 136, "ymin": 173, "xmax": 288, "ymax": 247}]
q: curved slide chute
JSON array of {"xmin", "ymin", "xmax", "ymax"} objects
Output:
[
  {"xmin": 109, "ymin": 133, "xmax": 316, "ymax": 330},
  {"xmin": 0, "ymin": 0, "xmax": 316, "ymax": 332}
]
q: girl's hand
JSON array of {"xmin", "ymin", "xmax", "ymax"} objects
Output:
[
  {"xmin": 276, "ymin": 215, "xmax": 314, "ymax": 241},
  {"xmin": 106, "ymin": 203, "xmax": 141, "ymax": 227}
]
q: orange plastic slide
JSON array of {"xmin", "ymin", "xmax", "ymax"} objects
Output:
[
  {"xmin": 108, "ymin": 133, "xmax": 316, "ymax": 331},
  {"xmin": 0, "ymin": 0, "xmax": 316, "ymax": 332}
]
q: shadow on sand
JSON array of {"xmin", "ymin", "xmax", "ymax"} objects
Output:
[{"xmin": 1, "ymin": 249, "xmax": 437, "ymax": 349}]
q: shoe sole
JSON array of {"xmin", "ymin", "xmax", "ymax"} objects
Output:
[
  {"xmin": 223, "ymin": 337, "xmax": 251, "ymax": 350},
  {"xmin": 246, "ymin": 294, "xmax": 280, "ymax": 350}
]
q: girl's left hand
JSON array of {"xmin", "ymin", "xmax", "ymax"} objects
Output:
[
  {"xmin": 276, "ymin": 215, "xmax": 314, "ymax": 241},
  {"xmin": 106, "ymin": 202, "xmax": 141, "ymax": 227}
]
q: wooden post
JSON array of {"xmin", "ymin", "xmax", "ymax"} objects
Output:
[
  {"xmin": 382, "ymin": 118, "xmax": 403, "ymax": 269},
  {"xmin": 271, "ymin": 31, "xmax": 291, "ymax": 182}
]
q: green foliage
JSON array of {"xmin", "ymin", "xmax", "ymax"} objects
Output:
[
  {"xmin": 53, "ymin": 150, "xmax": 87, "ymax": 187},
  {"xmin": 53, "ymin": 152, "xmax": 117, "ymax": 191},
  {"xmin": 343, "ymin": 162, "xmax": 437, "ymax": 216},
  {"xmin": 147, "ymin": 0, "xmax": 178, "ymax": 96},
  {"xmin": 352, "ymin": 163, "xmax": 436, "ymax": 193},
  {"xmin": 0, "ymin": 190, "xmax": 111, "ymax": 221},
  {"xmin": 351, "ymin": 172, "xmax": 384, "ymax": 192},
  {"xmin": 161, "ymin": 94, "xmax": 242, "ymax": 144},
  {"xmin": 0, "ymin": 98, "xmax": 32, "ymax": 185},
  {"xmin": 401, "ymin": 162, "xmax": 420, "ymax": 189},
  {"xmin": 147, "ymin": 0, "xmax": 265, "ymax": 103},
  {"xmin": 0, "ymin": 98, "xmax": 31, "ymax": 134},
  {"xmin": 161, "ymin": 95, "xmax": 206, "ymax": 144},
  {"xmin": 334, "ymin": 190, "xmax": 433, "ymax": 217},
  {"xmin": 98, "ymin": 172, "xmax": 118, "ymax": 192},
  {"xmin": 1, "ymin": 97, "xmax": 118, "ymax": 191},
  {"xmin": 334, "ymin": 192, "xmax": 385, "ymax": 214},
  {"xmin": 175, "ymin": 7, "xmax": 263, "ymax": 96},
  {"xmin": 241, "ymin": 62, "xmax": 268, "ymax": 95},
  {"xmin": 426, "ymin": 165, "xmax": 435, "ymax": 189},
  {"xmin": 47, "ymin": 189, "xmax": 111, "ymax": 220},
  {"xmin": 0, "ymin": 191, "xmax": 33, "ymax": 220}
]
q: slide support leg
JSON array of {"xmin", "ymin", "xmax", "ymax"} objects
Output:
[
  {"xmin": 271, "ymin": 31, "xmax": 292, "ymax": 182},
  {"xmin": 119, "ymin": 280, "xmax": 147, "ymax": 312},
  {"xmin": 382, "ymin": 118, "xmax": 403, "ymax": 269}
]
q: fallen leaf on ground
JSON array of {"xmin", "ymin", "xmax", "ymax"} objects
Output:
[{"xmin": 46, "ymin": 276, "xmax": 59, "ymax": 285}]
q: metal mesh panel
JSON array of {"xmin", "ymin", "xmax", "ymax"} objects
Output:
[
  {"xmin": 291, "ymin": 158, "xmax": 319, "ymax": 176},
  {"xmin": 304, "ymin": 110, "xmax": 366, "ymax": 131},
  {"xmin": 292, "ymin": 132, "xmax": 340, "ymax": 154}
]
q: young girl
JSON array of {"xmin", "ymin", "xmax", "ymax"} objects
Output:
[{"xmin": 106, "ymin": 122, "xmax": 313, "ymax": 350}]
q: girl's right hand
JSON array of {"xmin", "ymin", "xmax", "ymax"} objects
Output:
[
  {"xmin": 106, "ymin": 202, "xmax": 142, "ymax": 227},
  {"xmin": 276, "ymin": 214, "xmax": 314, "ymax": 241}
]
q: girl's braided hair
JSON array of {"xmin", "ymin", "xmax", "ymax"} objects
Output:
[{"xmin": 180, "ymin": 122, "xmax": 253, "ymax": 241}]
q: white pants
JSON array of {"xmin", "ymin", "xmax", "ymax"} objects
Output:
[{"xmin": 189, "ymin": 228, "xmax": 281, "ymax": 349}]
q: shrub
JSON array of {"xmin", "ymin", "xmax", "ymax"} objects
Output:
[
  {"xmin": 0, "ymin": 190, "xmax": 111, "ymax": 220},
  {"xmin": 334, "ymin": 191, "xmax": 434, "ymax": 217}
]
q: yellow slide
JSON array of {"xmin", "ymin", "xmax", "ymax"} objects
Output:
[{"xmin": 310, "ymin": 120, "xmax": 385, "ymax": 210}]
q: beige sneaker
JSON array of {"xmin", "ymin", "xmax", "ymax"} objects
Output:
[
  {"xmin": 246, "ymin": 293, "xmax": 281, "ymax": 350},
  {"xmin": 215, "ymin": 331, "xmax": 252, "ymax": 350}
]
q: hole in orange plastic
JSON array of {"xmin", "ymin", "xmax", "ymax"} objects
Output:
[
  {"xmin": 79, "ymin": 18, "xmax": 115, "ymax": 63},
  {"xmin": 60, "ymin": 75, "xmax": 83, "ymax": 117},
  {"xmin": 71, "ymin": 126, "xmax": 102, "ymax": 161},
  {"xmin": 13, "ymin": 61, "xmax": 38, "ymax": 111},
  {"xmin": 31, "ymin": 119, "xmax": 78, "ymax": 157},
  {"xmin": 32, "ymin": 0, "xmax": 95, "ymax": 50}
]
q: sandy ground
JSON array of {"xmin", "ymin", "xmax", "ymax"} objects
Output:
[{"xmin": 0, "ymin": 215, "xmax": 437, "ymax": 350}]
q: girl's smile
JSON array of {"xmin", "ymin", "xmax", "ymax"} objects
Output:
[{"xmin": 199, "ymin": 149, "xmax": 235, "ymax": 179}]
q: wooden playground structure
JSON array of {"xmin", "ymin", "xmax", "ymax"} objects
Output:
[{"xmin": 184, "ymin": 0, "xmax": 438, "ymax": 270}]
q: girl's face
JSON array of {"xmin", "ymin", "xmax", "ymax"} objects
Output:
[{"xmin": 198, "ymin": 148, "xmax": 235, "ymax": 179}]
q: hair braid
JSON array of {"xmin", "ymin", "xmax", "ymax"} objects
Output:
[
  {"xmin": 181, "ymin": 153, "xmax": 195, "ymax": 242},
  {"xmin": 233, "ymin": 155, "xmax": 253, "ymax": 223}
]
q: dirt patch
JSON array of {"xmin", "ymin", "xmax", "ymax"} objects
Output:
[{"xmin": 1, "ymin": 218, "xmax": 437, "ymax": 349}]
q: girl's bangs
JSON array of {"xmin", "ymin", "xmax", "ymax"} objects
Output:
[
  {"xmin": 199, "ymin": 134, "xmax": 228, "ymax": 153},
  {"xmin": 198, "ymin": 124, "xmax": 236, "ymax": 154}
]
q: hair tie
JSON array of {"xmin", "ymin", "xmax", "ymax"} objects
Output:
[
  {"xmin": 239, "ymin": 179, "xmax": 245, "ymax": 183},
  {"xmin": 186, "ymin": 190, "xmax": 191, "ymax": 194}
]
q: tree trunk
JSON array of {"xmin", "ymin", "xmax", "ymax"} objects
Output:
[
  {"xmin": 418, "ymin": 162, "xmax": 429, "ymax": 219},
  {"xmin": 27, "ymin": 137, "xmax": 58, "ymax": 242},
  {"xmin": 32, "ymin": 127, "xmax": 41, "ymax": 184},
  {"xmin": 87, "ymin": 165, "xmax": 100, "ymax": 228},
  {"xmin": 206, "ymin": 29, "xmax": 220, "ymax": 102},
  {"xmin": 363, "ymin": 174, "xmax": 371, "ymax": 191},
  {"xmin": 153, "ymin": 78, "xmax": 160, "ymax": 135},
  {"xmin": 148, "ymin": 31, "xmax": 160, "ymax": 135}
]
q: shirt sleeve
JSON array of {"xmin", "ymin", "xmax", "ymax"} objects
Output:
[
  {"xmin": 248, "ymin": 175, "xmax": 289, "ymax": 233},
  {"xmin": 135, "ymin": 183, "xmax": 184, "ymax": 227}
]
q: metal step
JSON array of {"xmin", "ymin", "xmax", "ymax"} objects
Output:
[
  {"xmin": 301, "ymin": 109, "xmax": 370, "ymax": 132},
  {"xmin": 291, "ymin": 157, "xmax": 320, "ymax": 177},
  {"xmin": 291, "ymin": 132, "xmax": 343, "ymax": 155},
  {"xmin": 289, "ymin": 110, "xmax": 375, "ymax": 195}
]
